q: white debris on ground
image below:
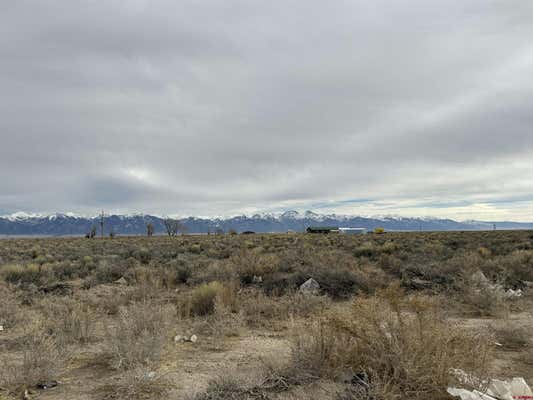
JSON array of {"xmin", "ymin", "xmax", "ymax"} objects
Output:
[
  {"xmin": 504, "ymin": 288, "xmax": 523, "ymax": 299},
  {"xmin": 448, "ymin": 376, "xmax": 533, "ymax": 400},
  {"xmin": 471, "ymin": 271, "xmax": 523, "ymax": 299},
  {"xmin": 174, "ymin": 334, "xmax": 198, "ymax": 343}
]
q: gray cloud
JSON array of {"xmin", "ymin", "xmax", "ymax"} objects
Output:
[{"xmin": 2, "ymin": 0, "xmax": 533, "ymax": 219}]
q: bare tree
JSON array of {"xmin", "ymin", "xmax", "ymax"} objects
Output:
[
  {"xmin": 86, "ymin": 225, "xmax": 97, "ymax": 239},
  {"xmin": 146, "ymin": 222, "xmax": 154, "ymax": 237},
  {"xmin": 164, "ymin": 218, "xmax": 185, "ymax": 236}
]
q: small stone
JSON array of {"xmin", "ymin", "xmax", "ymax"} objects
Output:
[
  {"xmin": 174, "ymin": 335, "xmax": 185, "ymax": 343},
  {"xmin": 190, "ymin": 334, "xmax": 198, "ymax": 343},
  {"xmin": 0, "ymin": 325, "xmax": 4, "ymax": 332},
  {"xmin": 36, "ymin": 380, "xmax": 58, "ymax": 390}
]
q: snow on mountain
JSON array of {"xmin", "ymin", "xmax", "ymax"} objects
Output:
[{"xmin": 1, "ymin": 210, "xmax": 532, "ymax": 235}]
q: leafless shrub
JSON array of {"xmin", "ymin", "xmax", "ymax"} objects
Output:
[
  {"xmin": 0, "ymin": 284, "xmax": 22, "ymax": 328},
  {"xmin": 0, "ymin": 321, "xmax": 65, "ymax": 395},
  {"xmin": 105, "ymin": 301, "xmax": 171, "ymax": 370},
  {"xmin": 38, "ymin": 296, "xmax": 96, "ymax": 345},
  {"xmin": 203, "ymin": 295, "xmax": 246, "ymax": 349},
  {"xmin": 286, "ymin": 285, "xmax": 493, "ymax": 400}
]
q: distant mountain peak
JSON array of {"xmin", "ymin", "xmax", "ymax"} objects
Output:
[
  {"xmin": 280, "ymin": 210, "xmax": 301, "ymax": 219},
  {"xmin": 1, "ymin": 210, "xmax": 532, "ymax": 235}
]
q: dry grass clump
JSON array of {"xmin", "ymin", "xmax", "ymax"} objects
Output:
[
  {"xmin": 230, "ymin": 249, "xmax": 280, "ymax": 285},
  {"xmin": 38, "ymin": 296, "xmax": 96, "ymax": 345},
  {"xmin": 99, "ymin": 366, "xmax": 172, "ymax": 400},
  {"xmin": 105, "ymin": 301, "xmax": 172, "ymax": 370},
  {"xmin": 207, "ymin": 295, "xmax": 245, "ymax": 341},
  {"xmin": 179, "ymin": 281, "xmax": 238, "ymax": 317},
  {"xmin": 288, "ymin": 285, "xmax": 492, "ymax": 400},
  {"xmin": 288, "ymin": 320, "xmax": 348, "ymax": 383},
  {"xmin": 0, "ymin": 321, "xmax": 65, "ymax": 395},
  {"xmin": 235, "ymin": 289, "xmax": 330, "ymax": 328},
  {"xmin": 0, "ymin": 284, "xmax": 22, "ymax": 328},
  {"xmin": 191, "ymin": 376, "xmax": 271, "ymax": 400}
]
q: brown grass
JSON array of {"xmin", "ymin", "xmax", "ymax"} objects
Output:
[
  {"xmin": 288, "ymin": 285, "xmax": 493, "ymax": 399},
  {"xmin": 98, "ymin": 366, "xmax": 173, "ymax": 400},
  {"xmin": 104, "ymin": 301, "xmax": 172, "ymax": 370}
]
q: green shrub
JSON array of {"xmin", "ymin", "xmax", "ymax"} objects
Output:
[
  {"xmin": 167, "ymin": 258, "xmax": 191, "ymax": 284},
  {"xmin": 135, "ymin": 247, "xmax": 152, "ymax": 264},
  {"xmin": 189, "ymin": 244, "xmax": 202, "ymax": 254},
  {"xmin": 1, "ymin": 264, "xmax": 47, "ymax": 286},
  {"xmin": 93, "ymin": 262, "xmax": 128, "ymax": 284},
  {"xmin": 52, "ymin": 261, "xmax": 79, "ymax": 280}
]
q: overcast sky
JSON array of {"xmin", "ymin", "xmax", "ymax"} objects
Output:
[{"xmin": 2, "ymin": 0, "xmax": 533, "ymax": 220}]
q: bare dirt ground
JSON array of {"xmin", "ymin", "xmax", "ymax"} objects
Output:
[{"xmin": 30, "ymin": 330, "xmax": 291, "ymax": 400}]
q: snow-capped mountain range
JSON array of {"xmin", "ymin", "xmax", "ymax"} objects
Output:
[{"xmin": 1, "ymin": 210, "xmax": 533, "ymax": 236}]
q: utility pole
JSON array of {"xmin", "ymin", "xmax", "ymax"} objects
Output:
[{"xmin": 100, "ymin": 210, "xmax": 105, "ymax": 238}]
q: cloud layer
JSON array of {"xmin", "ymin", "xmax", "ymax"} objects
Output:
[{"xmin": 2, "ymin": 0, "xmax": 533, "ymax": 220}]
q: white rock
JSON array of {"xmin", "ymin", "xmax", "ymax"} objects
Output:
[
  {"xmin": 510, "ymin": 377, "xmax": 533, "ymax": 396},
  {"xmin": 190, "ymin": 334, "xmax": 198, "ymax": 343},
  {"xmin": 505, "ymin": 288, "xmax": 523, "ymax": 298},
  {"xmin": 448, "ymin": 387, "xmax": 497, "ymax": 400},
  {"xmin": 449, "ymin": 376, "xmax": 532, "ymax": 400},
  {"xmin": 174, "ymin": 335, "xmax": 185, "ymax": 343},
  {"xmin": 300, "ymin": 278, "xmax": 320, "ymax": 295},
  {"xmin": 0, "ymin": 325, "xmax": 4, "ymax": 332},
  {"xmin": 487, "ymin": 379, "xmax": 514, "ymax": 400}
]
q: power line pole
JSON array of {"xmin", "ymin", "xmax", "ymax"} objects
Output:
[{"xmin": 100, "ymin": 210, "xmax": 105, "ymax": 239}]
